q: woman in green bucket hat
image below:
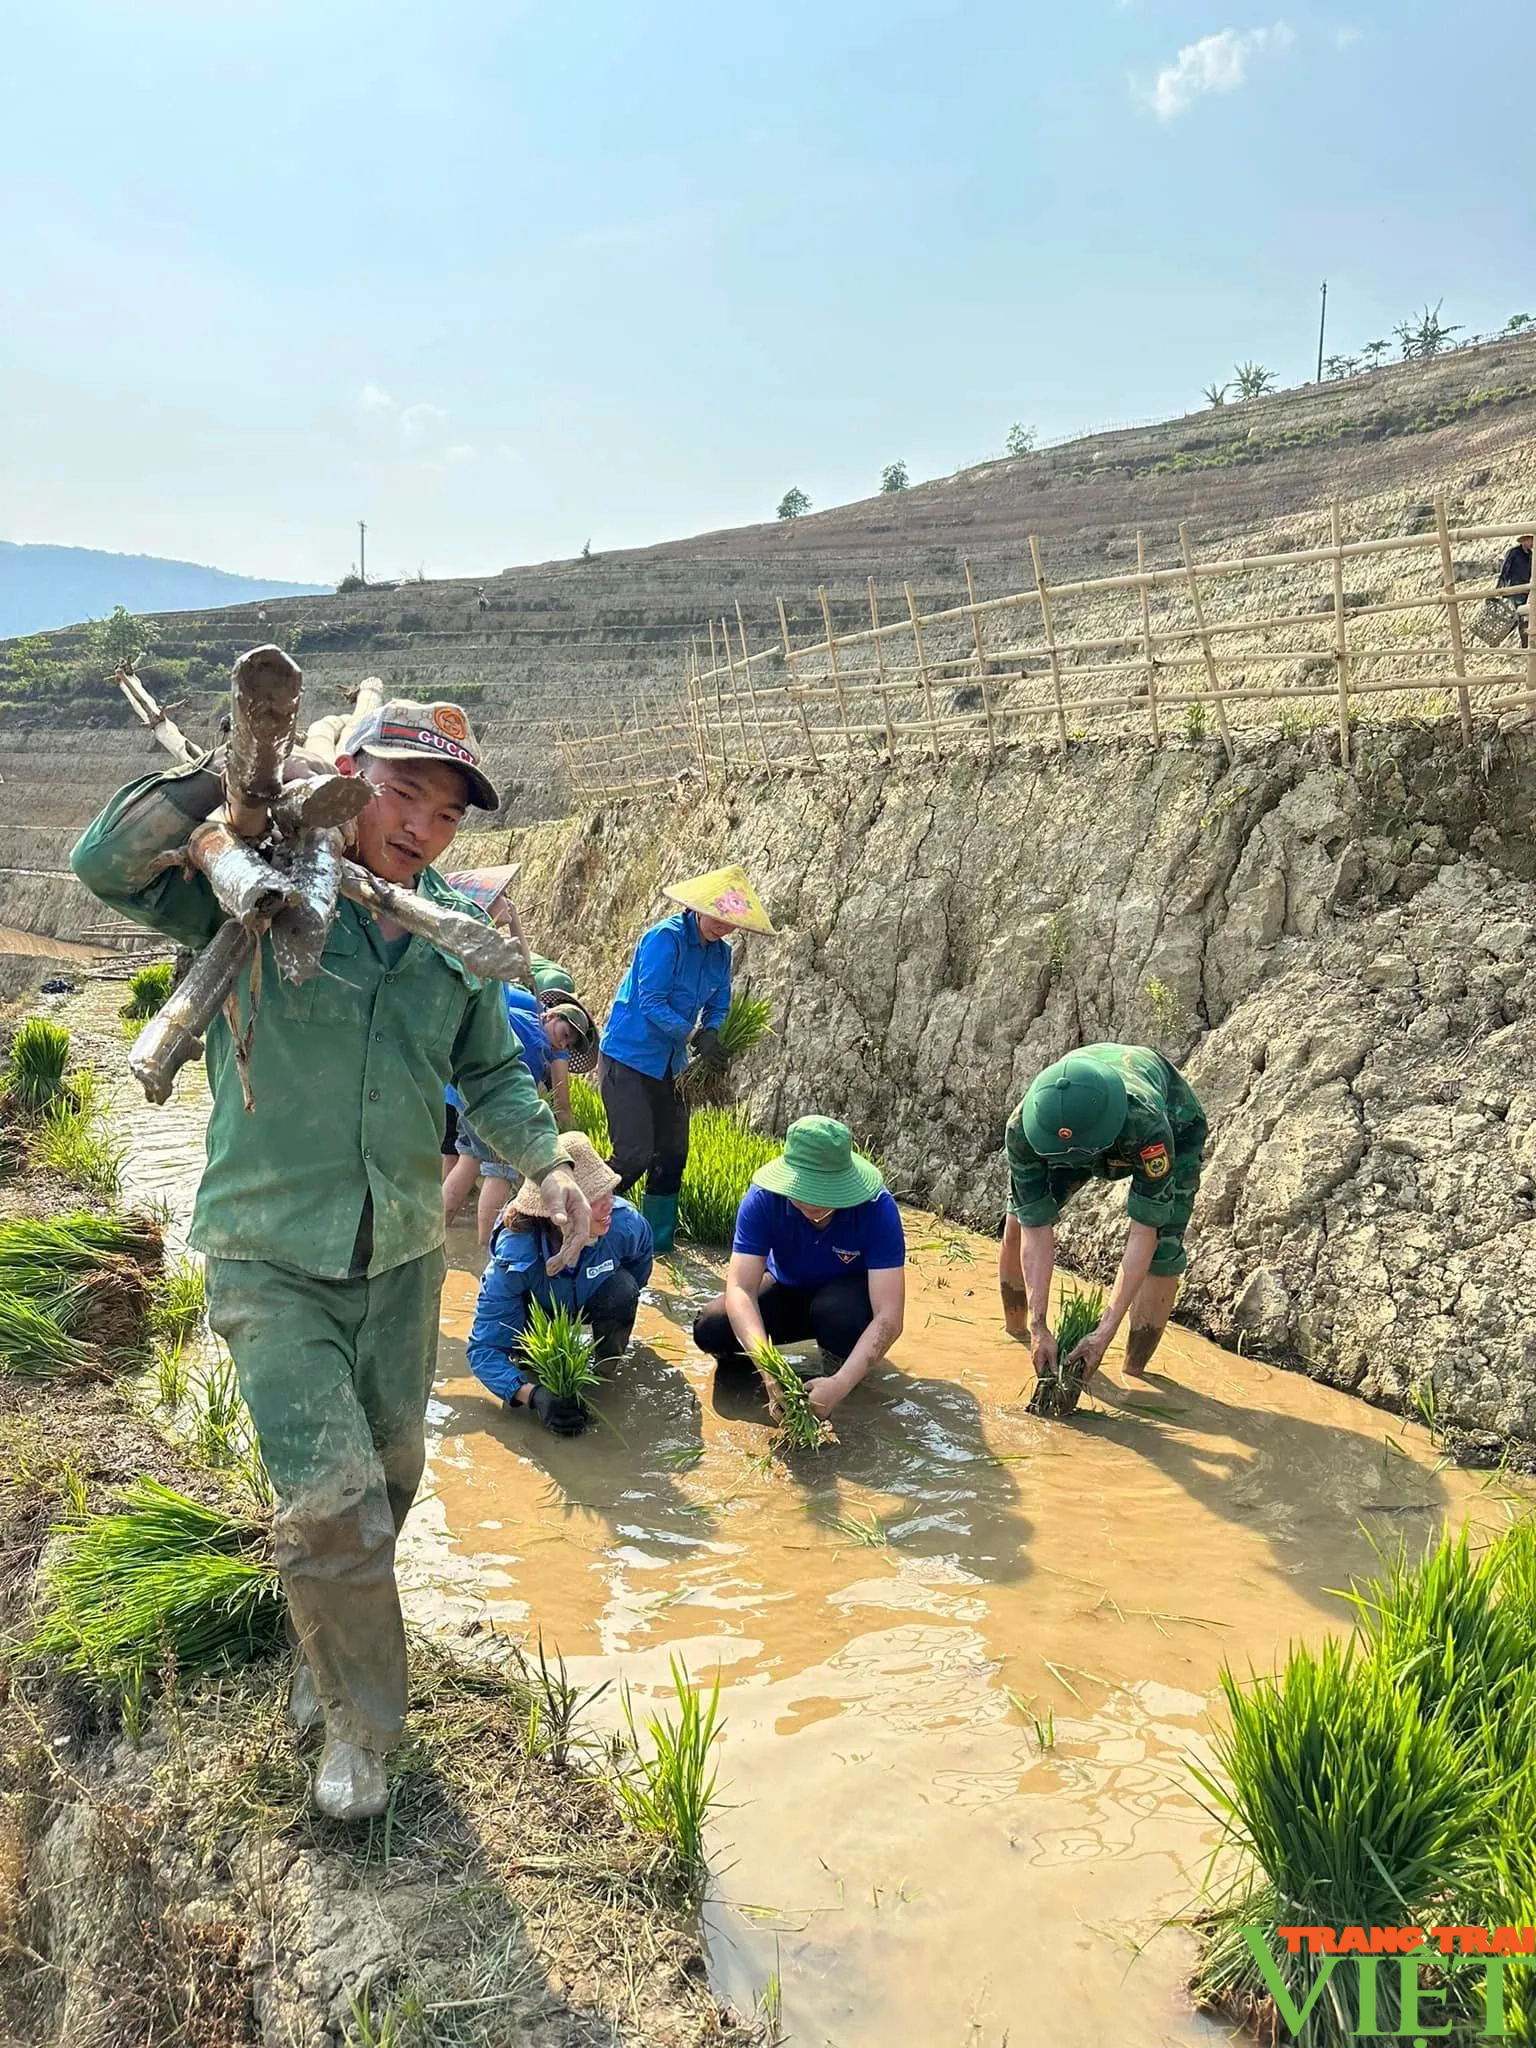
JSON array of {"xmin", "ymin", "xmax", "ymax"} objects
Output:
[{"xmin": 692, "ymin": 1116, "xmax": 907, "ymax": 1422}]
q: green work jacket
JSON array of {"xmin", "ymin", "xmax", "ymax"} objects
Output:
[
  {"xmin": 1005, "ymin": 1043, "xmax": 1207, "ymax": 1231},
  {"xmin": 70, "ymin": 762, "xmax": 564, "ymax": 1279}
]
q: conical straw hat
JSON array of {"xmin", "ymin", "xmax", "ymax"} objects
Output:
[{"xmin": 663, "ymin": 865, "xmax": 776, "ymax": 935}]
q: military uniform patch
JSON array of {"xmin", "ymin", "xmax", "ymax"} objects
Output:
[{"xmin": 1139, "ymin": 1142, "xmax": 1170, "ymax": 1179}]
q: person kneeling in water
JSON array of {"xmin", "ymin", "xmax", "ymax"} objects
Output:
[
  {"xmin": 691, "ymin": 1116, "xmax": 906, "ymax": 1422},
  {"xmin": 466, "ymin": 1134, "xmax": 653, "ymax": 1436}
]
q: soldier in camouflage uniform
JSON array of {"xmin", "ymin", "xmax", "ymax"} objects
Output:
[{"xmin": 999, "ymin": 1044, "xmax": 1207, "ymax": 1392}]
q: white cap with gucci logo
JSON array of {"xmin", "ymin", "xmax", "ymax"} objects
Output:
[{"xmin": 340, "ymin": 698, "xmax": 500, "ymax": 811}]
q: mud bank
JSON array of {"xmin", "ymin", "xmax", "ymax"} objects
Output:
[{"xmin": 462, "ymin": 721, "xmax": 1536, "ymax": 1456}]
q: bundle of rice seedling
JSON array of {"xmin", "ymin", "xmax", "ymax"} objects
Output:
[
  {"xmin": 1026, "ymin": 1281, "xmax": 1106, "ymax": 1419},
  {"xmin": 119, "ymin": 960, "xmax": 175, "ymax": 1022},
  {"xmin": 0, "ymin": 1211, "xmax": 162, "ymax": 1274},
  {"xmin": 30, "ymin": 1477, "xmax": 283, "ymax": 1695},
  {"xmin": 521, "ymin": 1299, "xmax": 600, "ymax": 1404},
  {"xmin": 0, "ymin": 1296, "xmax": 99, "ymax": 1379},
  {"xmin": 1190, "ymin": 1638, "xmax": 1488, "ymax": 2041},
  {"xmin": 680, "ymin": 992, "xmax": 774, "ymax": 1103},
  {"xmin": 0, "ymin": 1213, "xmax": 162, "ymax": 1360},
  {"xmin": 752, "ymin": 1339, "xmax": 834, "ymax": 1450},
  {"xmin": 678, "ymin": 1109, "xmax": 779, "ymax": 1245},
  {"xmin": 3, "ymin": 1017, "xmax": 71, "ymax": 1114}
]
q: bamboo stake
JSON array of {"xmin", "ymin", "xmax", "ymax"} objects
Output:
[
  {"xmin": 775, "ymin": 596, "xmax": 822, "ymax": 772},
  {"xmin": 1135, "ymin": 534, "xmax": 1160, "ymax": 744},
  {"xmin": 1432, "ymin": 489, "xmax": 1475, "ymax": 744},
  {"xmin": 1330, "ymin": 502, "xmax": 1352, "ymax": 768},
  {"xmin": 868, "ymin": 580, "xmax": 897, "ymax": 756},
  {"xmin": 1028, "ymin": 536, "xmax": 1070, "ymax": 754},
  {"xmin": 1177, "ymin": 522, "xmax": 1233, "ymax": 760},
  {"xmin": 817, "ymin": 586, "xmax": 854, "ymax": 765},
  {"xmin": 735, "ymin": 601, "xmax": 776, "ymax": 776},
  {"xmin": 707, "ymin": 618, "xmax": 740, "ymax": 780},
  {"xmin": 963, "ymin": 559, "xmax": 998, "ymax": 755},
  {"xmin": 720, "ymin": 616, "xmax": 755, "ymax": 775},
  {"xmin": 904, "ymin": 581, "xmax": 942, "ymax": 762}
]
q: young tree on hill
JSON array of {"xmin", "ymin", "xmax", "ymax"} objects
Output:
[
  {"xmin": 1505, "ymin": 312, "xmax": 1534, "ymax": 333},
  {"xmin": 89, "ymin": 605, "xmax": 161, "ymax": 667},
  {"xmin": 1324, "ymin": 354, "xmax": 1361, "ymax": 380},
  {"xmin": 1395, "ymin": 302, "xmax": 1461, "ymax": 360},
  {"xmin": 1233, "ymin": 362, "xmax": 1276, "ymax": 399},
  {"xmin": 1202, "ymin": 382, "xmax": 1229, "ymax": 407},
  {"xmin": 777, "ymin": 487, "xmax": 811, "ymax": 521},
  {"xmin": 1360, "ymin": 338, "xmax": 1391, "ymax": 369},
  {"xmin": 880, "ymin": 461, "xmax": 909, "ymax": 493},
  {"xmin": 1004, "ymin": 423, "xmax": 1036, "ymax": 456}
]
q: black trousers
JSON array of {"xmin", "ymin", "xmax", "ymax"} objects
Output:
[
  {"xmin": 586, "ymin": 1269, "xmax": 642, "ymax": 1360},
  {"xmin": 692, "ymin": 1273, "xmax": 874, "ymax": 1367},
  {"xmin": 599, "ymin": 1055, "xmax": 690, "ymax": 1198}
]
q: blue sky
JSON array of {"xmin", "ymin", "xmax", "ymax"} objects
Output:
[{"xmin": 1, "ymin": 0, "xmax": 1525, "ymax": 584}]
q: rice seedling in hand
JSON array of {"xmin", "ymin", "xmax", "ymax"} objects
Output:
[
  {"xmin": 3, "ymin": 1017, "xmax": 71, "ymax": 1114},
  {"xmin": 680, "ymin": 992, "xmax": 774, "ymax": 1103},
  {"xmin": 520, "ymin": 1300, "xmax": 600, "ymax": 1404},
  {"xmin": 29, "ymin": 1476, "xmax": 284, "ymax": 1699},
  {"xmin": 1026, "ymin": 1281, "xmax": 1106, "ymax": 1420},
  {"xmin": 752, "ymin": 1339, "xmax": 834, "ymax": 1450},
  {"xmin": 616, "ymin": 1656, "xmax": 724, "ymax": 1886},
  {"xmin": 677, "ymin": 1108, "xmax": 779, "ymax": 1245},
  {"xmin": 1190, "ymin": 1637, "xmax": 1489, "ymax": 2041},
  {"xmin": 119, "ymin": 960, "xmax": 175, "ymax": 1022}
]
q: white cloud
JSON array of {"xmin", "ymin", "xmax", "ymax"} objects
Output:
[
  {"xmin": 1334, "ymin": 25, "xmax": 1362, "ymax": 47},
  {"xmin": 359, "ymin": 381, "xmax": 395, "ymax": 412},
  {"xmin": 399, "ymin": 401, "xmax": 449, "ymax": 439},
  {"xmin": 1143, "ymin": 23, "xmax": 1294, "ymax": 120},
  {"xmin": 443, "ymin": 444, "xmax": 476, "ymax": 465}
]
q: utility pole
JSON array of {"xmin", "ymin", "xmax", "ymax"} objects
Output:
[
  {"xmin": 1316, "ymin": 280, "xmax": 1328, "ymax": 382},
  {"xmin": 358, "ymin": 520, "xmax": 367, "ymax": 585}
]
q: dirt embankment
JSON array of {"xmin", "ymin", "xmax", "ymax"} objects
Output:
[{"xmin": 462, "ymin": 718, "xmax": 1536, "ymax": 1459}]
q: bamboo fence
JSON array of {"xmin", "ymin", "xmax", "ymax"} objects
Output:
[{"xmin": 556, "ymin": 495, "xmax": 1536, "ymax": 798}]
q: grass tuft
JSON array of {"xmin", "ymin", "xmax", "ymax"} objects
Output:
[
  {"xmin": 119, "ymin": 960, "xmax": 175, "ymax": 1022},
  {"xmin": 28, "ymin": 1476, "xmax": 284, "ymax": 1702},
  {"xmin": 616, "ymin": 1658, "xmax": 724, "ymax": 1886},
  {"xmin": 752, "ymin": 1339, "xmax": 834, "ymax": 1451},
  {"xmin": 28, "ymin": 1083, "xmax": 125, "ymax": 1199},
  {"xmin": 4, "ymin": 1017, "xmax": 71, "ymax": 1113},
  {"xmin": 149, "ymin": 1258, "xmax": 206, "ymax": 1344},
  {"xmin": 1026, "ymin": 1282, "xmax": 1106, "ymax": 1420},
  {"xmin": 520, "ymin": 1300, "xmax": 600, "ymax": 1404}
]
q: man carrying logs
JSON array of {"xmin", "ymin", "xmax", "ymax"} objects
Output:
[{"xmin": 71, "ymin": 649, "xmax": 591, "ymax": 1821}]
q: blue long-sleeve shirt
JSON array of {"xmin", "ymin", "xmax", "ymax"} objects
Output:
[
  {"xmin": 599, "ymin": 911, "xmax": 732, "ymax": 1080},
  {"xmin": 465, "ymin": 1200, "xmax": 654, "ymax": 1400}
]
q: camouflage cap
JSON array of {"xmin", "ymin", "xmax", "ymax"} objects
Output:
[{"xmin": 340, "ymin": 699, "xmax": 500, "ymax": 811}]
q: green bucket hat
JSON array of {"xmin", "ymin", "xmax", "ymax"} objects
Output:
[
  {"xmin": 753, "ymin": 1116, "xmax": 885, "ymax": 1209},
  {"xmin": 1021, "ymin": 1054, "xmax": 1127, "ymax": 1158}
]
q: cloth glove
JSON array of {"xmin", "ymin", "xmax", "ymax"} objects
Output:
[
  {"xmin": 528, "ymin": 1386, "xmax": 588, "ymax": 1436},
  {"xmin": 689, "ymin": 1027, "xmax": 728, "ymax": 1072}
]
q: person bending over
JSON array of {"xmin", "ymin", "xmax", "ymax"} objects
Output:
[
  {"xmin": 999, "ymin": 1044, "xmax": 1207, "ymax": 1393},
  {"xmin": 692, "ymin": 1116, "xmax": 905, "ymax": 1422},
  {"xmin": 466, "ymin": 1134, "xmax": 653, "ymax": 1436},
  {"xmin": 444, "ymin": 991, "xmax": 597, "ymax": 1240}
]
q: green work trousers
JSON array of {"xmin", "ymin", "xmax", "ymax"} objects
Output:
[{"xmin": 205, "ymin": 1247, "xmax": 446, "ymax": 1753}]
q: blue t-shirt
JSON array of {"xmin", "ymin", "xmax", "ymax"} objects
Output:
[
  {"xmin": 505, "ymin": 988, "xmax": 554, "ymax": 1089},
  {"xmin": 733, "ymin": 1185, "xmax": 905, "ymax": 1291}
]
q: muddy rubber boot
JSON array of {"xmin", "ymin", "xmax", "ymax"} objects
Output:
[
  {"xmin": 289, "ymin": 1662, "xmax": 323, "ymax": 1732},
  {"xmin": 313, "ymin": 1736, "xmax": 389, "ymax": 1821},
  {"xmin": 641, "ymin": 1193, "xmax": 679, "ymax": 1255}
]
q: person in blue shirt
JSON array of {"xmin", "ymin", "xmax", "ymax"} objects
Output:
[
  {"xmin": 692, "ymin": 1116, "xmax": 906, "ymax": 1425},
  {"xmin": 466, "ymin": 1134, "xmax": 653, "ymax": 1436},
  {"xmin": 599, "ymin": 864, "xmax": 775, "ymax": 1254},
  {"xmin": 444, "ymin": 989, "xmax": 598, "ymax": 1241}
]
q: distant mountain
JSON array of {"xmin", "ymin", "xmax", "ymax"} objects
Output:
[{"xmin": 0, "ymin": 541, "xmax": 327, "ymax": 639}]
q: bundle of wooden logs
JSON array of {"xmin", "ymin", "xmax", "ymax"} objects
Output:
[{"xmin": 118, "ymin": 647, "xmax": 530, "ymax": 1107}]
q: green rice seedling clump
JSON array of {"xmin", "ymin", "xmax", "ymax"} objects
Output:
[
  {"xmin": 1027, "ymin": 1281, "xmax": 1106, "ymax": 1420},
  {"xmin": 568, "ymin": 1075, "xmax": 610, "ymax": 1151},
  {"xmin": 678, "ymin": 1109, "xmax": 779, "ymax": 1245},
  {"xmin": 149, "ymin": 1257, "xmax": 206, "ymax": 1344},
  {"xmin": 30, "ymin": 1476, "xmax": 284, "ymax": 1699},
  {"xmin": 0, "ymin": 1210, "xmax": 162, "ymax": 1273},
  {"xmin": 680, "ymin": 992, "xmax": 774, "ymax": 1102},
  {"xmin": 0, "ymin": 1296, "xmax": 98, "ymax": 1379},
  {"xmin": 120, "ymin": 960, "xmax": 175, "ymax": 1022},
  {"xmin": 28, "ymin": 1081, "xmax": 124, "ymax": 1199},
  {"xmin": 520, "ymin": 1299, "xmax": 600, "ymax": 1403},
  {"xmin": 616, "ymin": 1656, "xmax": 724, "ymax": 1886},
  {"xmin": 4, "ymin": 1017, "xmax": 71, "ymax": 1113},
  {"xmin": 752, "ymin": 1339, "xmax": 833, "ymax": 1451}
]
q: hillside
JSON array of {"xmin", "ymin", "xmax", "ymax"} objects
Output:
[
  {"xmin": 2, "ymin": 330, "xmax": 1534, "ymax": 983},
  {"xmin": 0, "ymin": 542, "xmax": 325, "ymax": 639}
]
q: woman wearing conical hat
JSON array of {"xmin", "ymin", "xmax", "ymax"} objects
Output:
[{"xmin": 598, "ymin": 865, "xmax": 775, "ymax": 1253}]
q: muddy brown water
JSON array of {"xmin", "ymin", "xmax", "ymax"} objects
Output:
[{"xmin": 86, "ymin": 1002, "xmax": 1525, "ymax": 2048}]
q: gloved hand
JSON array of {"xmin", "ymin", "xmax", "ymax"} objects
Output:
[
  {"xmin": 529, "ymin": 1385, "xmax": 588, "ymax": 1436},
  {"xmin": 689, "ymin": 1027, "xmax": 728, "ymax": 1073}
]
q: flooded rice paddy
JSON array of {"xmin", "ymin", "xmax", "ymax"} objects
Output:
[{"xmin": 89, "ymin": 998, "xmax": 1523, "ymax": 2047}]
